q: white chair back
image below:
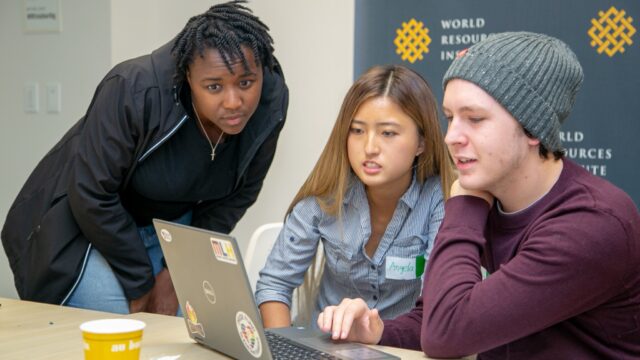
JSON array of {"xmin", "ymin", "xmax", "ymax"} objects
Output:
[
  {"xmin": 245, "ymin": 222, "xmax": 324, "ymax": 326},
  {"xmin": 244, "ymin": 222, "xmax": 283, "ymax": 293}
]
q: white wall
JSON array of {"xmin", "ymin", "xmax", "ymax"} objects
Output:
[
  {"xmin": 0, "ymin": 0, "xmax": 354, "ymax": 298},
  {"xmin": 0, "ymin": 0, "xmax": 111, "ymax": 298},
  {"xmin": 233, "ymin": 0, "xmax": 354, "ymax": 252}
]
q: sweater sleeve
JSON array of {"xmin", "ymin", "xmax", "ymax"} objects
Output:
[
  {"xmin": 378, "ymin": 297, "xmax": 424, "ymax": 350},
  {"xmin": 420, "ymin": 196, "xmax": 631, "ymax": 358}
]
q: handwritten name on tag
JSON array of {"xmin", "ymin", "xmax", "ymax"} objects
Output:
[{"xmin": 385, "ymin": 255, "xmax": 425, "ymax": 280}]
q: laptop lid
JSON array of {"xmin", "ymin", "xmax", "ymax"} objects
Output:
[
  {"xmin": 153, "ymin": 219, "xmax": 400, "ymax": 360},
  {"xmin": 154, "ymin": 219, "xmax": 271, "ymax": 359}
]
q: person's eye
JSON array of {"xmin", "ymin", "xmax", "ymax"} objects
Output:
[
  {"xmin": 469, "ymin": 117, "xmax": 485, "ymax": 123},
  {"xmin": 206, "ymin": 84, "xmax": 221, "ymax": 92},
  {"xmin": 239, "ymin": 80, "xmax": 254, "ymax": 89},
  {"xmin": 443, "ymin": 114, "xmax": 453, "ymax": 123},
  {"xmin": 382, "ymin": 130, "xmax": 397, "ymax": 137},
  {"xmin": 349, "ymin": 127, "xmax": 364, "ymax": 134}
]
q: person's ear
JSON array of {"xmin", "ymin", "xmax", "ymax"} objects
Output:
[
  {"xmin": 527, "ymin": 136, "xmax": 541, "ymax": 147},
  {"xmin": 416, "ymin": 137, "xmax": 425, "ymax": 156}
]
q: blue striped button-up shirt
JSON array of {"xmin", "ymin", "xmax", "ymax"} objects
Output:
[{"xmin": 255, "ymin": 174, "xmax": 445, "ymax": 322}]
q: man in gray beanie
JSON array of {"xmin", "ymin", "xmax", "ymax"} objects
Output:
[{"xmin": 316, "ymin": 32, "xmax": 640, "ymax": 359}]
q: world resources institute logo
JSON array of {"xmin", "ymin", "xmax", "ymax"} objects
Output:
[
  {"xmin": 392, "ymin": 6, "xmax": 636, "ymax": 62},
  {"xmin": 589, "ymin": 6, "xmax": 635, "ymax": 57},
  {"xmin": 394, "ymin": 18, "xmax": 431, "ymax": 63}
]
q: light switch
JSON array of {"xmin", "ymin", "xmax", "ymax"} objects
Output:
[
  {"xmin": 46, "ymin": 83, "xmax": 62, "ymax": 113},
  {"xmin": 24, "ymin": 82, "xmax": 39, "ymax": 113}
]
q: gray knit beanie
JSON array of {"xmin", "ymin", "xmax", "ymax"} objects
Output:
[{"xmin": 443, "ymin": 31, "xmax": 584, "ymax": 152}]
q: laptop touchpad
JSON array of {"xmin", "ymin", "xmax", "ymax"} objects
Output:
[{"xmin": 297, "ymin": 335, "xmax": 396, "ymax": 360}]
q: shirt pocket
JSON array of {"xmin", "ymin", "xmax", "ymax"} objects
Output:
[
  {"xmin": 321, "ymin": 236, "xmax": 353, "ymax": 287},
  {"xmin": 389, "ymin": 234, "xmax": 429, "ymax": 256}
]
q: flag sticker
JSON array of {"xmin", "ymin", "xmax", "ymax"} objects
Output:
[{"xmin": 210, "ymin": 238, "xmax": 238, "ymax": 265}]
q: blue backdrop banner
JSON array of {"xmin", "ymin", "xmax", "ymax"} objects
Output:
[{"xmin": 355, "ymin": 0, "xmax": 639, "ymax": 207}]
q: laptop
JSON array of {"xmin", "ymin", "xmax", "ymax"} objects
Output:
[{"xmin": 153, "ymin": 219, "xmax": 400, "ymax": 360}]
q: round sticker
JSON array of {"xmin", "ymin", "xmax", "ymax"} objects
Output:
[
  {"xmin": 235, "ymin": 311, "xmax": 262, "ymax": 358},
  {"xmin": 160, "ymin": 228, "xmax": 172, "ymax": 242}
]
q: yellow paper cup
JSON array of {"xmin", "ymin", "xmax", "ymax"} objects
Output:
[{"xmin": 80, "ymin": 319, "xmax": 146, "ymax": 360}]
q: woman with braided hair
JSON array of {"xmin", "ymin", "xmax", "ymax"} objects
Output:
[{"xmin": 1, "ymin": 1, "xmax": 288, "ymax": 315}]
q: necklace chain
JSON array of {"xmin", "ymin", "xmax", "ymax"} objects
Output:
[{"xmin": 192, "ymin": 102, "xmax": 224, "ymax": 161}]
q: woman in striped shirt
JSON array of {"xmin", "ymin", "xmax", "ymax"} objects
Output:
[{"xmin": 256, "ymin": 65, "xmax": 455, "ymax": 328}]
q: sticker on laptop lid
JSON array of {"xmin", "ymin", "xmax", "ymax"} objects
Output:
[
  {"xmin": 202, "ymin": 280, "xmax": 216, "ymax": 304},
  {"xmin": 159, "ymin": 228, "xmax": 172, "ymax": 242},
  {"xmin": 235, "ymin": 311, "xmax": 262, "ymax": 358},
  {"xmin": 210, "ymin": 238, "xmax": 238, "ymax": 265},
  {"xmin": 185, "ymin": 300, "xmax": 205, "ymax": 338}
]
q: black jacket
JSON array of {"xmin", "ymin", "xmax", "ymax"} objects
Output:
[{"xmin": 1, "ymin": 41, "xmax": 288, "ymax": 304}]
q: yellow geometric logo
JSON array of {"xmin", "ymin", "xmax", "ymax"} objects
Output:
[
  {"xmin": 394, "ymin": 18, "xmax": 431, "ymax": 63},
  {"xmin": 588, "ymin": 6, "xmax": 636, "ymax": 57}
]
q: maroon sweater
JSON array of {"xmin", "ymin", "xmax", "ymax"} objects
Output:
[{"xmin": 380, "ymin": 160, "xmax": 640, "ymax": 359}]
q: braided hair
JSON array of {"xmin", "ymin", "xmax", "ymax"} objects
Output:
[{"xmin": 171, "ymin": 0, "xmax": 275, "ymax": 87}]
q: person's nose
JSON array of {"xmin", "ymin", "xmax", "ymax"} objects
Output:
[
  {"xmin": 444, "ymin": 118, "xmax": 465, "ymax": 147},
  {"xmin": 223, "ymin": 88, "xmax": 242, "ymax": 110},
  {"xmin": 364, "ymin": 132, "xmax": 380, "ymax": 156}
]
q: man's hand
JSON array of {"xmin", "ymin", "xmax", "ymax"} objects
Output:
[
  {"xmin": 317, "ymin": 298, "xmax": 383, "ymax": 344},
  {"xmin": 145, "ymin": 268, "xmax": 179, "ymax": 315},
  {"xmin": 450, "ymin": 179, "xmax": 494, "ymax": 206},
  {"xmin": 129, "ymin": 291, "xmax": 151, "ymax": 314}
]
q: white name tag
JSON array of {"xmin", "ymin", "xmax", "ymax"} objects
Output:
[{"xmin": 385, "ymin": 255, "xmax": 425, "ymax": 280}]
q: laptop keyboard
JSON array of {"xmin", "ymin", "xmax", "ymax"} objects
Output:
[{"xmin": 265, "ymin": 331, "xmax": 340, "ymax": 360}]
